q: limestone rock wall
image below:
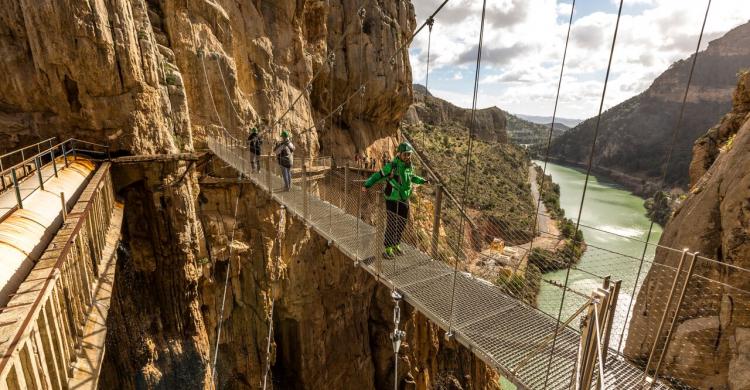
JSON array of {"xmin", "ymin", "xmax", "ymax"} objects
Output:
[
  {"xmin": 0, "ymin": 0, "xmax": 499, "ymax": 388},
  {"xmin": 625, "ymin": 72, "xmax": 750, "ymax": 389}
]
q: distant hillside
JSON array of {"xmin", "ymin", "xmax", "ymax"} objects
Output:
[
  {"xmin": 517, "ymin": 114, "xmax": 582, "ymax": 128},
  {"xmin": 504, "ymin": 113, "xmax": 565, "ymax": 146},
  {"xmin": 407, "ymin": 84, "xmax": 507, "ymax": 143},
  {"xmin": 549, "ymin": 21, "xmax": 750, "ymax": 191},
  {"xmin": 404, "ymin": 86, "xmax": 535, "ymax": 243},
  {"xmin": 545, "ymin": 123, "xmax": 570, "ymax": 132}
]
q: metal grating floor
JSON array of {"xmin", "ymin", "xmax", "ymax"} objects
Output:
[{"xmin": 209, "ymin": 140, "xmax": 671, "ymax": 390}]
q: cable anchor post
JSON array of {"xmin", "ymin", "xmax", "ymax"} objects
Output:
[{"xmin": 390, "ymin": 291, "xmax": 405, "ymax": 390}]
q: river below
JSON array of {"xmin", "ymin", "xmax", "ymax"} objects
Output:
[{"xmin": 532, "ymin": 161, "xmax": 663, "ymax": 350}]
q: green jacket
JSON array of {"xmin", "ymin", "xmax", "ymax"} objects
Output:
[{"xmin": 363, "ymin": 157, "xmax": 426, "ymax": 201}]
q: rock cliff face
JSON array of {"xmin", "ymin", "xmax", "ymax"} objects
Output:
[
  {"xmin": 1, "ymin": 1, "xmax": 499, "ymax": 389},
  {"xmin": 625, "ymin": 71, "xmax": 750, "ymax": 389},
  {"xmin": 549, "ymin": 22, "xmax": 750, "ymax": 191}
]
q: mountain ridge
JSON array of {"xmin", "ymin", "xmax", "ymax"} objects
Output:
[{"xmin": 548, "ymin": 21, "xmax": 750, "ymax": 192}]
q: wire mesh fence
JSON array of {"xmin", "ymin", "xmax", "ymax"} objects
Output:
[{"xmin": 207, "ymin": 134, "xmax": 745, "ymax": 389}]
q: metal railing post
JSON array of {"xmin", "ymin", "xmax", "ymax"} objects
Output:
[
  {"xmin": 343, "ymin": 163, "xmax": 350, "ymax": 210},
  {"xmin": 11, "ymin": 169, "xmax": 22, "ymax": 209},
  {"xmin": 642, "ymin": 249, "xmax": 689, "ymax": 385},
  {"xmin": 51, "ymin": 148, "xmax": 58, "ymax": 177},
  {"xmin": 106, "ymin": 145, "xmax": 111, "ymax": 161},
  {"xmin": 431, "ymin": 184, "xmax": 443, "ymax": 258},
  {"xmin": 35, "ymin": 156, "xmax": 44, "ymax": 191},
  {"xmin": 302, "ymin": 160, "xmax": 309, "ymax": 219},
  {"xmin": 60, "ymin": 192, "xmax": 67, "ymax": 221},
  {"xmin": 0, "ymin": 160, "xmax": 5, "ymax": 191},
  {"xmin": 61, "ymin": 143, "xmax": 69, "ymax": 167},
  {"xmin": 650, "ymin": 252, "xmax": 700, "ymax": 388},
  {"xmin": 355, "ymin": 180, "xmax": 363, "ymax": 266},
  {"xmin": 71, "ymin": 140, "xmax": 77, "ymax": 160},
  {"xmin": 601, "ymin": 279, "xmax": 621, "ymax": 366},
  {"xmin": 20, "ymin": 149, "xmax": 27, "ymax": 176},
  {"xmin": 265, "ymin": 155, "xmax": 272, "ymax": 191}
]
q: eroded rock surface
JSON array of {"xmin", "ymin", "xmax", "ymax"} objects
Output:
[{"xmin": 625, "ymin": 71, "xmax": 750, "ymax": 389}]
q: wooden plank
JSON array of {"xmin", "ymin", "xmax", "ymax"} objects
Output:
[
  {"xmin": 68, "ymin": 203, "xmax": 123, "ymax": 390},
  {"xmin": 39, "ymin": 304, "xmax": 65, "ymax": 390},
  {"xmin": 23, "ymin": 336, "xmax": 47, "ymax": 390}
]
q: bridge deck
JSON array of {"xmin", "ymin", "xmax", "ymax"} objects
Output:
[{"xmin": 208, "ymin": 139, "xmax": 669, "ymax": 389}]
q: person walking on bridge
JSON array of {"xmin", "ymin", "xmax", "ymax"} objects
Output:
[
  {"xmin": 363, "ymin": 142, "xmax": 428, "ymax": 259},
  {"xmin": 247, "ymin": 127, "xmax": 262, "ymax": 173},
  {"xmin": 274, "ymin": 131, "xmax": 295, "ymax": 192}
]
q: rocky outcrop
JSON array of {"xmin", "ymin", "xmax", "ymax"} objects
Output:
[
  {"xmin": 406, "ymin": 84, "xmax": 507, "ymax": 143},
  {"xmin": 689, "ymin": 70, "xmax": 750, "ymax": 186},
  {"xmin": 624, "ymin": 71, "xmax": 750, "ymax": 389},
  {"xmin": 549, "ymin": 22, "xmax": 750, "ymax": 191}
]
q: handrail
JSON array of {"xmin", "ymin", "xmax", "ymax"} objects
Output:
[
  {"xmin": 0, "ymin": 137, "xmax": 56, "ymax": 160},
  {"xmin": 0, "ymin": 138, "xmax": 110, "ymax": 177},
  {"xmin": 0, "ymin": 163, "xmax": 115, "ymax": 380}
]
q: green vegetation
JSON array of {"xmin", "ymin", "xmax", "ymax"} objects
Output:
[
  {"xmin": 644, "ymin": 190, "xmax": 673, "ymax": 226},
  {"xmin": 535, "ymin": 166, "xmax": 563, "ymax": 219},
  {"xmin": 496, "ymin": 264, "xmax": 541, "ymax": 306},
  {"xmin": 165, "ymin": 73, "xmax": 179, "ymax": 86},
  {"xmin": 405, "ymin": 122, "xmax": 535, "ymax": 244}
]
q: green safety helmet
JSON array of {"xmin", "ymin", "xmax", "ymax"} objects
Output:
[
  {"xmin": 396, "ymin": 142, "xmax": 414, "ymax": 153},
  {"xmin": 251, "ymin": 127, "xmax": 258, "ymax": 133},
  {"xmin": 281, "ymin": 130, "xmax": 290, "ymax": 138}
]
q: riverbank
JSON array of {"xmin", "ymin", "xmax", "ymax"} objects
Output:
[{"xmin": 534, "ymin": 161, "xmax": 663, "ymax": 322}]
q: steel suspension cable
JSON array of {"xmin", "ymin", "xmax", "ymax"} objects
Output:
[
  {"xmin": 615, "ymin": 0, "xmax": 712, "ymax": 355},
  {"xmin": 263, "ymin": 206, "xmax": 285, "ymax": 389},
  {"xmin": 294, "ymin": 0, "xmax": 452, "ymax": 138},
  {"xmin": 542, "ymin": 1, "xmax": 624, "ymax": 387},
  {"xmin": 446, "ymin": 0, "xmax": 488, "ymax": 337},
  {"xmin": 211, "ymin": 174, "xmax": 244, "ymax": 383},
  {"xmin": 527, "ymin": 0, "xmax": 576, "ymax": 255},
  {"xmin": 424, "ymin": 17, "xmax": 435, "ymax": 90}
]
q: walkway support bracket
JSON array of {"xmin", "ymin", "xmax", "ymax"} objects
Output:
[{"xmin": 575, "ymin": 278, "xmax": 620, "ymax": 390}]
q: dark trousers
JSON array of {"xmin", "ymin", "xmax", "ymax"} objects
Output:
[{"xmin": 384, "ymin": 199, "xmax": 409, "ymax": 248}]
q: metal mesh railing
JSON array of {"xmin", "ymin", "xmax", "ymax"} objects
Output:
[{"xmin": 208, "ymin": 134, "xmax": 746, "ymax": 389}]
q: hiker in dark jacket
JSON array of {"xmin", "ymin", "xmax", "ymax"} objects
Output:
[
  {"xmin": 363, "ymin": 142, "xmax": 428, "ymax": 258},
  {"xmin": 247, "ymin": 127, "xmax": 262, "ymax": 172},
  {"xmin": 274, "ymin": 131, "xmax": 295, "ymax": 191}
]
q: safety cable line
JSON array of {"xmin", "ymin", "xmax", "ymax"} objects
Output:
[
  {"xmin": 211, "ymin": 174, "xmax": 244, "ymax": 383},
  {"xmin": 200, "ymin": 50, "xmax": 226, "ymax": 131},
  {"xmin": 296, "ymin": 0, "xmax": 452, "ymax": 139},
  {"xmin": 424, "ymin": 17, "xmax": 435, "ymax": 90},
  {"xmin": 542, "ymin": 1, "xmax": 624, "ymax": 387},
  {"xmin": 262, "ymin": 298, "xmax": 275, "ymax": 390},
  {"xmin": 268, "ymin": 1, "xmax": 374, "ymax": 133},
  {"xmin": 527, "ymin": 0, "xmax": 576, "ymax": 256},
  {"xmin": 263, "ymin": 206, "xmax": 284, "ymax": 389},
  {"xmin": 447, "ymin": 0, "xmax": 488, "ymax": 337},
  {"xmin": 615, "ymin": 0, "xmax": 712, "ymax": 355}
]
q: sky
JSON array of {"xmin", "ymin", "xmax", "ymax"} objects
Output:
[{"xmin": 408, "ymin": 0, "xmax": 750, "ymax": 120}]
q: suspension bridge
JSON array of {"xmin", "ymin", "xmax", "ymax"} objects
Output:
[{"xmin": 0, "ymin": 0, "xmax": 746, "ymax": 389}]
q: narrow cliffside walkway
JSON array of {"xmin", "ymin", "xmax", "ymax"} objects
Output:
[{"xmin": 208, "ymin": 137, "xmax": 669, "ymax": 390}]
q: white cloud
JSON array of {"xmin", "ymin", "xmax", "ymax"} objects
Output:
[{"xmin": 409, "ymin": 0, "xmax": 750, "ymax": 119}]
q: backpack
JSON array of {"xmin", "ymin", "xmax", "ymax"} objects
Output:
[
  {"xmin": 276, "ymin": 141, "xmax": 293, "ymax": 168},
  {"xmin": 248, "ymin": 135, "xmax": 262, "ymax": 154}
]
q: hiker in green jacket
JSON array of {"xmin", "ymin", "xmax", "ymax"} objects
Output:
[{"xmin": 363, "ymin": 142, "xmax": 428, "ymax": 258}]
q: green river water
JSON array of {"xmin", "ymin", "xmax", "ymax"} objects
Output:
[{"xmin": 533, "ymin": 161, "xmax": 663, "ymax": 342}]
